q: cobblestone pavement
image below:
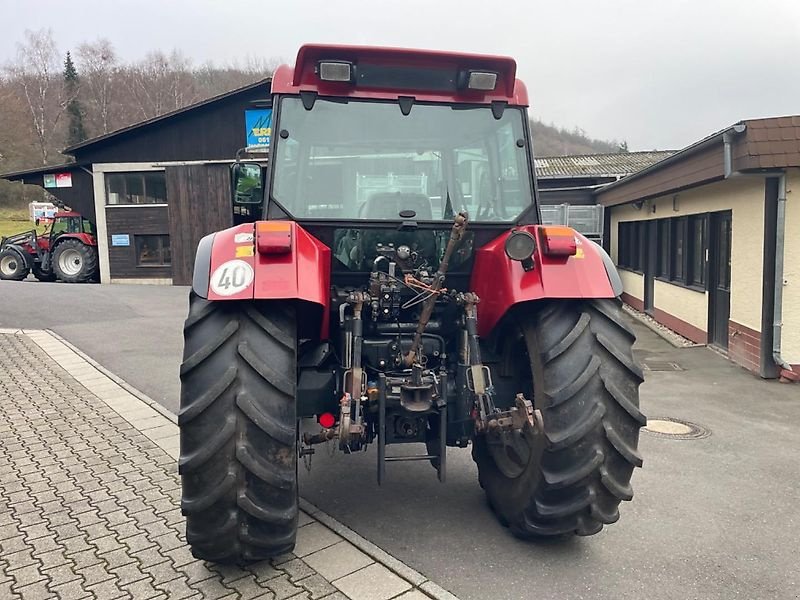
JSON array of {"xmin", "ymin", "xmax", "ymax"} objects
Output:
[{"xmin": 0, "ymin": 331, "xmax": 454, "ymax": 600}]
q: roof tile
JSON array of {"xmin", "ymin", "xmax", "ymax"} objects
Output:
[
  {"xmin": 533, "ymin": 150, "xmax": 675, "ymax": 178},
  {"xmin": 767, "ymin": 127, "xmax": 783, "ymax": 141}
]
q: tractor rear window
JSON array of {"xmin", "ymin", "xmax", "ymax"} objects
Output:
[{"xmin": 271, "ymin": 98, "xmax": 533, "ymax": 222}]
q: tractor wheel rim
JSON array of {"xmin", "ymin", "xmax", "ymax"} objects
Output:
[
  {"xmin": 58, "ymin": 249, "xmax": 83, "ymax": 276},
  {"xmin": 1, "ymin": 255, "xmax": 18, "ymax": 275}
]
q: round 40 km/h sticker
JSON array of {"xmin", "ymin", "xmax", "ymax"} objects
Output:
[{"xmin": 210, "ymin": 259, "xmax": 254, "ymax": 297}]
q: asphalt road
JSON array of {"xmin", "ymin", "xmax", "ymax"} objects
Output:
[{"xmin": 2, "ymin": 279, "xmax": 798, "ymax": 599}]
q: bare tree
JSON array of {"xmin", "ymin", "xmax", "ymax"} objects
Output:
[
  {"xmin": 239, "ymin": 54, "xmax": 281, "ymax": 76},
  {"xmin": 3, "ymin": 29, "xmax": 67, "ymax": 165},
  {"xmin": 124, "ymin": 50, "xmax": 197, "ymax": 120},
  {"xmin": 76, "ymin": 38, "xmax": 117, "ymax": 134}
]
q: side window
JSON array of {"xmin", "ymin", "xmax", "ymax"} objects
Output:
[{"xmin": 50, "ymin": 219, "xmax": 68, "ymax": 236}]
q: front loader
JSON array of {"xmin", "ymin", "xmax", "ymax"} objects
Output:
[{"xmin": 179, "ymin": 44, "xmax": 645, "ymax": 563}]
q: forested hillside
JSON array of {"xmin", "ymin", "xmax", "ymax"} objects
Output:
[{"xmin": 531, "ymin": 120, "xmax": 625, "ymax": 156}]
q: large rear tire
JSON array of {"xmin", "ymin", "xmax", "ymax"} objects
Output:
[
  {"xmin": 0, "ymin": 248, "xmax": 30, "ymax": 281},
  {"xmin": 52, "ymin": 239, "xmax": 98, "ymax": 283},
  {"xmin": 473, "ymin": 298, "xmax": 645, "ymax": 537},
  {"xmin": 179, "ymin": 292, "xmax": 298, "ymax": 563}
]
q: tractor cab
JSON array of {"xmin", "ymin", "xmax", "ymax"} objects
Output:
[
  {"xmin": 232, "ymin": 46, "xmax": 537, "ymax": 232},
  {"xmin": 42, "ymin": 212, "xmax": 95, "ymax": 249}
]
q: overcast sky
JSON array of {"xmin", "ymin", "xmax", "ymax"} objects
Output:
[{"xmin": 2, "ymin": 0, "xmax": 798, "ymax": 151}]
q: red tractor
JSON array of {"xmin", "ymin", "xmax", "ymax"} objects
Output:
[
  {"xmin": 0, "ymin": 211, "xmax": 99, "ymax": 283},
  {"xmin": 179, "ymin": 45, "xmax": 645, "ymax": 563}
]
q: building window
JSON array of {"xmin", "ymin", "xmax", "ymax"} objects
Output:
[
  {"xmin": 688, "ymin": 214, "xmax": 707, "ymax": 288},
  {"xmin": 106, "ymin": 172, "xmax": 167, "ymax": 205},
  {"xmin": 618, "ymin": 222, "xmax": 632, "ymax": 269},
  {"xmin": 657, "ymin": 218, "xmax": 670, "ymax": 278},
  {"xmin": 135, "ymin": 235, "xmax": 171, "ymax": 266},
  {"xmin": 617, "ymin": 213, "xmax": 712, "ymax": 290},
  {"xmin": 671, "ymin": 217, "xmax": 687, "ymax": 283},
  {"xmin": 617, "ymin": 221, "xmax": 646, "ymax": 272},
  {"xmin": 630, "ymin": 222, "xmax": 641, "ymax": 271}
]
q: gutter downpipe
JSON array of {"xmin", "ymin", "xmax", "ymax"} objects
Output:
[
  {"xmin": 722, "ymin": 124, "xmax": 792, "ymax": 377},
  {"xmin": 772, "ymin": 173, "xmax": 794, "ymax": 377},
  {"xmin": 722, "ymin": 123, "xmax": 747, "ymax": 178}
]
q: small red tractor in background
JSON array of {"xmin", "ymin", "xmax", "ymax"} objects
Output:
[
  {"xmin": 0, "ymin": 210, "xmax": 99, "ymax": 283},
  {"xmin": 179, "ymin": 44, "xmax": 645, "ymax": 564}
]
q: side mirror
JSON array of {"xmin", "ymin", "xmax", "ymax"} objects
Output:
[{"xmin": 231, "ymin": 162, "xmax": 263, "ymax": 204}]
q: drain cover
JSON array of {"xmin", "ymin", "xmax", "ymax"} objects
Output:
[
  {"xmin": 644, "ymin": 417, "xmax": 710, "ymax": 439},
  {"xmin": 643, "ymin": 360, "xmax": 684, "ymax": 371}
]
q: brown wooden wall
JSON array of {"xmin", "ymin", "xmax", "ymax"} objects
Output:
[
  {"xmin": 16, "ymin": 168, "xmax": 97, "ymax": 222},
  {"xmin": 166, "ymin": 165, "xmax": 233, "ymax": 286},
  {"xmin": 71, "ymin": 85, "xmax": 270, "ymax": 165},
  {"xmin": 105, "ymin": 205, "xmax": 171, "ymax": 279}
]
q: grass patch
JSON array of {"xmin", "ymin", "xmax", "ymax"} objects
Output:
[{"xmin": 0, "ymin": 208, "xmax": 45, "ymax": 239}]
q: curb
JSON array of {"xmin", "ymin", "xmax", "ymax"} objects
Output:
[
  {"xmin": 44, "ymin": 328, "xmax": 178, "ymax": 425},
  {"xmin": 621, "ymin": 305, "xmax": 702, "ymax": 348},
  {"xmin": 19, "ymin": 327, "xmax": 461, "ymax": 600}
]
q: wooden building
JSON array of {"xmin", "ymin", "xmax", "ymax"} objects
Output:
[
  {"xmin": 2, "ymin": 79, "xmax": 271, "ymax": 285},
  {"xmin": 597, "ymin": 116, "xmax": 800, "ymax": 381}
]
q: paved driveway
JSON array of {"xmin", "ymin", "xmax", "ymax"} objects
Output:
[{"xmin": 1, "ymin": 281, "xmax": 798, "ymax": 599}]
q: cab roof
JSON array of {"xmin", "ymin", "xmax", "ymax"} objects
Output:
[{"xmin": 271, "ymin": 44, "xmax": 529, "ymax": 106}]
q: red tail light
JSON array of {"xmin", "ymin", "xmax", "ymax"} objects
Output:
[
  {"xmin": 319, "ymin": 412, "xmax": 336, "ymax": 429},
  {"xmin": 538, "ymin": 226, "xmax": 577, "ymax": 257},
  {"xmin": 257, "ymin": 221, "xmax": 292, "ymax": 255}
]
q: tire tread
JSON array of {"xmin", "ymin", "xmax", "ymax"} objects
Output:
[
  {"xmin": 179, "ymin": 293, "xmax": 298, "ymax": 563},
  {"xmin": 474, "ymin": 298, "xmax": 645, "ymax": 539}
]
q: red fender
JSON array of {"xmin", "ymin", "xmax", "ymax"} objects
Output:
[
  {"xmin": 55, "ymin": 233, "xmax": 97, "ymax": 247},
  {"xmin": 470, "ymin": 225, "xmax": 617, "ymax": 337},
  {"xmin": 198, "ymin": 222, "xmax": 331, "ymax": 338}
]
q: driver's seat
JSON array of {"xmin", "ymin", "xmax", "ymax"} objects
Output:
[{"xmin": 361, "ymin": 192, "xmax": 432, "ymax": 220}]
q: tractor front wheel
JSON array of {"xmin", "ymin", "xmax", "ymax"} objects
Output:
[
  {"xmin": 179, "ymin": 292, "xmax": 298, "ymax": 563},
  {"xmin": 52, "ymin": 240, "xmax": 98, "ymax": 283},
  {"xmin": 0, "ymin": 248, "xmax": 29, "ymax": 281},
  {"xmin": 0, "ymin": 248, "xmax": 30, "ymax": 281},
  {"xmin": 473, "ymin": 299, "xmax": 645, "ymax": 537}
]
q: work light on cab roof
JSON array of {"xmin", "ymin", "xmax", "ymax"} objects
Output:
[
  {"xmin": 179, "ymin": 42, "xmax": 645, "ymax": 566},
  {"xmin": 317, "ymin": 57, "xmax": 498, "ymax": 91},
  {"xmin": 270, "ymin": 44, "xmax": 527, "ymax": 104}
]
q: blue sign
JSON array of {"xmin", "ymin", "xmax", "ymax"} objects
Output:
[
  {"xmin": 111, "ymin": 234, "xmax": 130, "ymax": 247},
  {"xmin": 245, "ymin": 109, "xmax": 272, "ymax": 148}
]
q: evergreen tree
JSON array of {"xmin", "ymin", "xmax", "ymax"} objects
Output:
[{"xmin": 64, "ymin": 51, "xmax": 87, "ymax": 147}]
